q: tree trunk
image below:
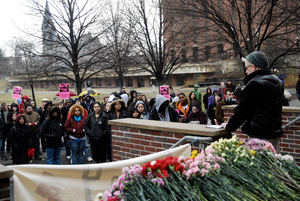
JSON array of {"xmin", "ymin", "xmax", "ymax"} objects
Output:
[
  {"xmin": 30, "ymin": 82, "xmax": 36, "ymax": 104},
  {"xmin": 74, "ymin": 71, "xmax": 82, "ymax": 95},
  {"xmin": 157, "ymin": 78, "xmax": 164, "ymax": 94},
  {"xmin": 75, "ymin": 81, "xmax": 82, "ymax": 95}
]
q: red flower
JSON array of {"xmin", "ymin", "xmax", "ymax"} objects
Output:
[
  {"xmin": 161, "ymin": 169, "xmax": 169, "ymax": 178},
  {"xmin": 107, "ymin": 197, "xmax": 121, "ymax": 201},
  {"xmin": 142, "ymin": 162, "xmax": 151, "ymax": 176}
]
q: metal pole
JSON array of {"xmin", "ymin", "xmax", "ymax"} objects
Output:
[
  {"xmin": 169, "ymin": 136, "xmax": 213, "ymax": 149},
  {"xmin": 282, "ymin": 115, "xmax": 300, "ymax": 129}
]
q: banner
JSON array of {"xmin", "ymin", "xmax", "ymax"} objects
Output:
[
  {"xmin": 9, "ymin": 144, "xmax": 190, "ymax": 201},
  {"xmin": 59, "ymin": 83, "xmax": 69, "ymax": 99},
  {"xmin": 12, "ymin": 86, "xmax": 22, "ymax": 99},
  {"xmin": 160, "ymin": 85, "xmax": 169, "ymax": 100}
]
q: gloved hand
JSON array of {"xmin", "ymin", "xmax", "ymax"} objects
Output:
[
  {"xmin": 82, "ymin": 129, "xmax": 85, "ymax": 132},
  {"xmin": 73, "ymin": 129, "xmax": 76, "ymax": 133}
]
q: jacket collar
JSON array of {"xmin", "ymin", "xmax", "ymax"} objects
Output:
[{"xmin": 244, "ymin": 69, "xmax": 271, "ymax": 85}]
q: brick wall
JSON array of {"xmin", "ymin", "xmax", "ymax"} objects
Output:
[
  {"xmin": 110, "ymin": 119, "xmax": 231, "ymax": 161},
  {"xmin": 223, "ymin": 105, "xmax": 300, "ymax": 165}
]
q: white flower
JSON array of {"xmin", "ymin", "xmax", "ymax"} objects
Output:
[
  {"xmin": 225, "ymin": 147, "xmax": 229, "ymax": 150},
  {"xmin": 94, "ymin": 192, "xmax": 103, "ymax": 201},
  {"xmin": 221, "ymin": 153, "xmax": 226, "ymax": 157},
  {"xmin": 150, "ymin": 160, "xmax": 156, "ymax": 166},
  {"xmin": 282, "ymin": 155, "xmax": 293, "ymax": 161},
  {"xmin": 250, "ymin": 162, "xmax": 254, "ymax": 166}
]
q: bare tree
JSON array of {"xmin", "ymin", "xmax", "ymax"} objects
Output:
[
  {"xmin": 25, "ymin": 0, "xmax": 115, "ymax": 94},
  {"xmin": 128, "ymin": 0, "xmax": 193, "ymax": 90},
  {"xmin": 0, "ymin": 48, "xmax": 11, "ymax": 79},
  {"xmin": 104, "ymin": 1, "xmax": 139, "ymax": 88},
  {"xmin": 10, "ymin": 38, "xmax": 43, "ymax": 103},
  {"xmin": 180, "ymin": 0, "xmax": 300, "ymax": 71}
]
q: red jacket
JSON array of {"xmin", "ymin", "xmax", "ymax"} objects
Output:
[
  {"xmin": 18, "ymin": 95, "xmax": 30, "ymax": 114},
  {"xmin": 64, "ymin": 116, "xmax": 86, "ymax": 138}
]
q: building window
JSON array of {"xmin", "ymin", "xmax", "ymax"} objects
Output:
[
  {"xmin": 177, "ymin": 74, "xmax": 186, "ymax": 86},
  {"xmin": 182, "ymin": 47, "xmax": 187, "ymax": 63},
  {"xmin": 105, "ymin": 78, "xmax": 111, "ymax": 86},
  {"xmin": 125, "ymin": 77, "xmax": 133, "ymax": 87},
  {"xmin": 193, "ymin": 46, "xmax": 198, "ymax": 62},
  {"xmin": 35, "ymin": 82, "xmax": 38, "ymax": 88},
  {"xmin": 41, "ymin": 82, "xmax": 44, "ymax": 88},
  {"xmin": 205, "ymin": 45, "xmax": 210, "ymax": 61},
  {"xmin": 46, "ymin": 81, "xmax": 49, "ymax": 87},
  {"xmin": 138, "ymin": 77, "xmax": 145, "ymax": 87},
  {"xmin": 96, "ymin": 78, "xmax": 102, "ymax": 86},
  {"xmin": 171, "ymin": 48, "xmax": 175, "ymax": 63}
]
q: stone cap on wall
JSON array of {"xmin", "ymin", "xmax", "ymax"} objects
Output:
[
  {"xmin": 108, "ymin": 119, "xmax": 229, "ymax": 137},
  {"xmin": 221, "ymin": 105, "xmax": 300, "ymax": 113},
  {"xmin": 0, "ymin": 164, "xmax": 13, "ymax": 179}
]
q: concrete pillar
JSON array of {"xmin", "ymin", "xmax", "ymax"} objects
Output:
[
  {"xmin": 172, "ymin": 75, "xmax": 177, "ymax": 87},
  {"xmin": 145, "ymin": 76, "xmax": 150, "ymax": 87},
  {"xmin": 133, "ymin": 77, "xmax": 138, "ymax": 88}
]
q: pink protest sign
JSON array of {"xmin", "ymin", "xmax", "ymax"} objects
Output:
[
  {"xmin": 160, "ymin": 85, "xmax": 169, "ymax": 100},
  {"xmin": 59, "ymin": 83, "xmax": 69, "ymax": 99},
  {"xmin": 12, "ymin": 86, "xmax": 22, "ymax": 99}
]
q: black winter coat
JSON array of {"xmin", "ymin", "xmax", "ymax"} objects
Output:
[
  {"xmin": 226, "ymin": 69, "xmax": 284, "ymax": 139},
  {"xmin": 149, "ymin": 106, "xmax": 180, "ymax": 122},
  {"xmin": 107, "ymin": 110, "xmax": 130, "ymax": 120},
  {"xmin": 9, "ymin": 124, "xmax": 33, "ymax": 164},
  {"xmin": 0, "ymin": 118, "xmax": 4, "ymax": 138},
  {"xmin": 296, "ymin": 79, "xmax": 300, "ymax": 94},
  {"xmin": 41, "ymin": 119, "xmax": 64, "ymax": 148},
  {"xmin": 84, "ymin": 112, "xmax": 108, "ymax": 140}
]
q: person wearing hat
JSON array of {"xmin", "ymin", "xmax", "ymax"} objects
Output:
[
  {"xmin": 18, "ymin": 95, "xmax": 30, "ymax": 114},
  {"xmin": 127, "ymin": 92, "xmax": 149, "ymax": 112},
  {"xmin": 119, "ymin": 86, "xmax": 128, "ymax": 96},
  {"xmin": 192, "ymin": 84, "xmax": 202, "ymax": 102},
  {"xmin": 226, "ymin": 79, "xmax": 236, "ymax": 91},
  {"xmin": 221, "ymin": 51, "xmax": 284, "ymax": 152},
  {"xmin": 53, "ymin": 97, "xmax": 59, "ymax": 106}
]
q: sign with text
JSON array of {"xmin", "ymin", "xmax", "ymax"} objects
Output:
[
  {"xmin": 59, "ymin": 83, "xmax": 69, "ymax": 99},
  {"xmin": 12, "ymin": 86, "xmax": 22, "ymax": 99},
  {"xmin": 9, "ymin": 145, "xmax": 190, "ymax": 201},
  {"xmin": 160, "ymin": 85, "xmax": 169, "ymax": 100}
]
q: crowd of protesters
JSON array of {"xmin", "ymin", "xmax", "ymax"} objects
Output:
[{"xmin": 0, "ymin": 81, "xmax": 245, "ymax": 165}]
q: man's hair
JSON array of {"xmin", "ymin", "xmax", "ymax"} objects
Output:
[
  {"xmin": 191, "ymin": 100, "xmax": 201, "ymax": 109},
  {"xmin": 214, "ymin": 92, "xmax": 222, "ymax": 98},
  {"xmin": 225, "ymin": 88, "xmax": 233, "ymax": 95},
  {"xmin": 220, "ymin": 82, "xmax": 224, "ymax": 85},
  {"xmin": 175, "ymin": 89, "xmax": 180, "ymax": 92},
  {"xmin": 25, "ymin": 103, "xmax": 32, "ymax": 110},
  {"xmin": 237, "ymin": 81, "xmax": 242, "ymax": 85},
  {"xmin": 169, "ymin": 86, "xmax": 173, "ymax": 90},
  {"xmin": 1, "ymin": 102, "xmax": 7, "ymax": 108},
  {"xmin": 179, "ymin": 92, "xmax": 186, "ymax": 97}
]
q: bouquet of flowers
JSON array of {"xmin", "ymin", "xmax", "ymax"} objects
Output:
[{"xmin": 100, "ymin": 135, "xmax": 300, "ymax": 201}]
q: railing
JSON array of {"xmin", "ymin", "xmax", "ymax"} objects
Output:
[
  {"xmin": 282, "ymin": 115, "xmax": 300, "ymax": 129},
  {"xmin": 169, "ymin": 136, "xmax": 213, "ymax": 150}
]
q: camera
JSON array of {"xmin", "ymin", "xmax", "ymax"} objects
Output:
[{"xmin": 226, "ymin": 98, "xmax": 236, "ymax": 105}]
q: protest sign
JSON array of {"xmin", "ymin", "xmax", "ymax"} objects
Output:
[
  {"xmin": 12, "ymin": 86, "xmax": 22, "ymax": 99},
  {"xmin": 59, "ymin": 83, "xmax": 69, "ymax": 99},
  {"xmin": 160, "ymin": 85, "xmax": 169, "ymax": 100}
]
